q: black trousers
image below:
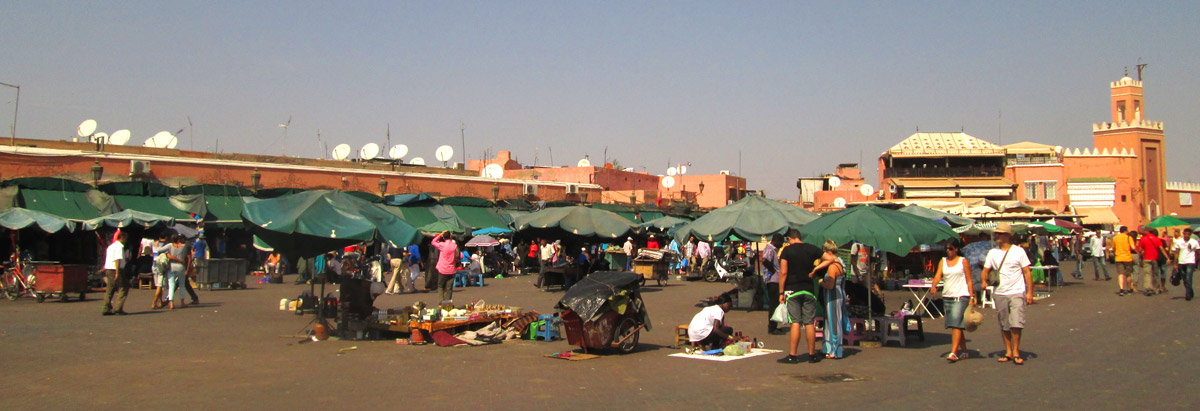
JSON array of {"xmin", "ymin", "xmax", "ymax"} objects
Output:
[
  {"xmin": 697, "ymin": 325, "xmax": 733, "ymax": 348},
  {"xmin": 102, "ymin": 269, "xmax": 131, "ymax": 313}
]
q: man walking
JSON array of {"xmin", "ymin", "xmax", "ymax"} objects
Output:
[
  {"xmin": 1112, "ymin": 226, "xmax": 1136, "ymax": 296},
  {"xmin": 1177, "ymin": 228, "xmax": 1198, "ymax": 301},
  {"xmin": 1089, "ymin": 232, "xmax": 1111, "ymax": 281},
  {"xmin": 1136, "ymin": 227, "xmax": 1165, "ymax": 296},
  {"xmin": 980, "ymin": 223, "xmax": 1033, "ymax": 365},
  {"xmin": 777, "ymin": 229, "xmax": 824, "ymax": 364},
  {"xmin": 385, "ymin": 243, "xmax": 407, "ymax": 294},
  {"xmin": 1069, "ymin": 234, "xmax": 1084, "ymax": 280},
  {"xmin": 761, "ymin": 235, "xmax": 784, "ymax": 335},
  {"xmin": 101, "ymin": 232, "xmax": 130, "ymax": 316}
]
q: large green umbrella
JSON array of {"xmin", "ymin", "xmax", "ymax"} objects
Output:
[
  {"xmin": 897, "ymin": 205, "xmax": 976, "ymax": 227},
  {"xmin": 1026, "ymin": 221, "xmax": 1071, "ymax": 235},
  {"xmin": 638, "ymin": 216, "xmax": 689, "ymax": 234},
  {"xmin": 1146, "ymin": 215, "xmax": 1190, "ymax": 229},
  {"xmin": 514, "ymin": 206, "xmax": 636, "ymax": 240},
  {"xmin": 82, "ymin": 209, "xmax": 176, "ymax": 230},
  {"xmin": 242, "ymin": 190, "xmax": 422, "ymax": 258},
  {"xmin": 675, "ymin": 195, "xmax": 819, "ymax": 243},
  {"xmin": 798, "ymin": 205, "xmax": 958, "ymax": 256},
  {"xmin": 0, "ymin": 208, "xmax": 76, "ymax": 233}
]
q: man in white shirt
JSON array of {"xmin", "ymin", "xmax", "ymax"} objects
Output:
[
  {"xmin": 980, "ymin": 223, "xmax": 1033, "ymax": 365},
  {"xmin": 1090, "ymin": 233, "xmax": 1111, "ymax": 281},
  {"xmin": 688, "ymin": 295, "xmax": 734, "ymax": 349},
  {"xmin": 101, "ymin": 232, "xmax": 130, "ymax": 316},
  {"xmin": 622, "ymin": 237, "xmax": 634, "ymax": 270},
  {"xmin": 1177, "ymin": 228, "xmax": 1198, "ymax": 301}
]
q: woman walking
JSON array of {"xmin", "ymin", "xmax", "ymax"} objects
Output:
[
  {"xmin": 163, "ymin": 235, "xmax": 190, "ymax": 310},
  {"xmin": 814, "ymin": 240, "xmax": 849, "ymax": 359},
  {"xmin": 929, "ymin": 238, "xmax": 975, "ymax": 362}
]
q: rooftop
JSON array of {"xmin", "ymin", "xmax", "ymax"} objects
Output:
[{"xmin": 884, "ymin": 132, "xmax": 1005, "ymax": 158}]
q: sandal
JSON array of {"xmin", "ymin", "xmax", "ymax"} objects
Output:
[
  {"xmin": 947, "ymin": 352, "xmax": 961, "ymax": 363},
  {"xmin": 997, "ymin": 356, "xmax": 1012, "ymax": 363},
  {"xmin": 1013, "ymin": 356, "xmax": 1025, "ymax": 365}
]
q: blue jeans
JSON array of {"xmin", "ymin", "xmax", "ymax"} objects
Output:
[
  {"xmin": 1180, "ymin": 263, "xmax": 1195, "ymax": 300},
  {"xmin": 1092, "ymin": 258, "xmax": 1110, "ymax": 279}
]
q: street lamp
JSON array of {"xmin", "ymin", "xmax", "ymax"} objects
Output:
[
  {"xmin": 582, "ymin": 191, "xmax": 589, "ymax": 204},
  {"xmin": 250, "ymin": 168, "xmax": 261, "ymax": 191},
  {"xmin": 698, "ymin": 181, "xmax": 705, "ymax": 194},
  {"xmin": 378, "ymin": 176, "xmax": 389, "ymax": 197},
  {"xmin": 491, "ymin": 183, "xmax": 500, "ymax": 201},
  {"xmin": 90, "ymin": 159, "xmax": 103, "ymax": 186}
]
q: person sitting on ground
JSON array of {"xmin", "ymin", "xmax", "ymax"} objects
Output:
[{"xmin": 688, "ymin": 295, "xmax": 734, "ymax": 350}]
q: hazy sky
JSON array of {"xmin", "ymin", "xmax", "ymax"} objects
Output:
[{"xmin": 3, "ymin": 1, "xmax": 1198, "ymax": 199}]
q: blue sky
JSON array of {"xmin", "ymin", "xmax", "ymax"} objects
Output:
[{"xmin": 2, "ymin": 1, "xmax": 1197, "ymax": 199}]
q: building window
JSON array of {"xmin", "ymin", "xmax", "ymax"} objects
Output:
[
  {"xmin": 1025, "ymin": 182, "xmax": 1038, "ymax": 200},
  {"xmin": 1043, "ymin": 182, "xmax": 1057, "ymax": 200},
  {"xmin": 1182, "ymin": 193, "xmax": 1194, "ymax": 207}
]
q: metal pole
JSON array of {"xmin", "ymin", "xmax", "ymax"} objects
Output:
[{"xmin": 0, "ymin": 82, "xmax": 19, "ymax": 146}]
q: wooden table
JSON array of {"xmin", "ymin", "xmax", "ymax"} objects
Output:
[{"xmin": 408, "ymin": 313, "xmax": 521, "ymax": 334}]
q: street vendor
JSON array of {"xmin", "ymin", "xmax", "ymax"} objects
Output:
[{"xmin": 688, "ymin": 295, "xmax": 734, "ymax": 349}]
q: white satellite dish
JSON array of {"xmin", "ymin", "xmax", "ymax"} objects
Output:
[
  {"xmin": 331, "ymin": 143, "xmax": 352, "ymax": 160},
  {"xmin": 434, "ymin": 145, "xmax": 454, "ymax": 163},
  {"xmin": 360, "ymin": 143, "xmax": 380, "ymax": 160},
  {"xmin": 667, "ymin": 167, "xmax": 678, "ymax": 176},
  {"xmin": 833, "ymin": 197, "xmax": 847, "ymax": 208},
  {"xmin": 859, "ymin": 184, "xmax": 875, "ymax": 197},
  {"xmin": 92, "ymin": 132, "xmax": 108, "ymax": 143},
  {"xmin": 678, "ymin": 165, "xmax": 688, "ymax": 175},
  {"xmin": 577, "ymin": 158, "xmax": 591, "ymax": 167},
  {"xmin": 828, "ymin": 176, "xmax": 842, "ymax": 188},
  {"xmin": 388, "ymin": 144, "xmax": 408, "ymax": 160},
  {"xmin": 410, "ymin": 157, "xmax": 425, "ymax": 165},
  {"xmin": 483, "ymin": 163, "xmax": 504, "ymax": 179},
  {"xmin": 144, "ymin": 131, "xmax": 177, "ymax": 148},
  {"xmin": 109, "ymin": 129, "xmax": 131, "ymax": 145},
  {"xmin": 77, "ymin": 119, "xmax": 97, "ymax": 137},
  {"xmin": 661, "ymin": 176, "xmax": 676, "ymax": 188}
]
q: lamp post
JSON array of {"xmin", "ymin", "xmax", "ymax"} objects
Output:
[
  {"xmin": 491, "ymin": 183, "xmax": 499, "ymax": 201},
  {"xmin": 90, "ymin": 159, "xmax": 103, "ymax": 186},
  {"xmin": 582, "ymin": 191, "xmax": 589, "ymax": 204},
  {"xmin": 0, "ymin": 81, "xmax": 18, "ymax": 146},
  {"xmin": 378, "ymin": 176, "xmax": 389, "ymax": 197},
  {"xmin": 250, "ymin": 168, "xmax": 261, "ymax": 192}
]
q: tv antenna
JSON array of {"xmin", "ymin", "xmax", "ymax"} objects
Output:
[
  {"xmin": 331, "ymin": 143, "xmax": 351, "ymax": 161},
  {"xmin": 435, "ymin": 145, "xmax": 454, "ymax": 167},
  {"xmin": 187, "ymin": 116, "xmax": 193, "ymax": 151},
  {"xmin": 1136, "ymin": 59, "xmax": 1147, "ymax": 81},
  {"xmin": 279, "ymin": 116, "xmax": 291, "ymax": 156}
]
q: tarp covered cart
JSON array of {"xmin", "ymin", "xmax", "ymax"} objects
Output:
[
  {"xmin": 556, "ymin": 271, "xmax": 651, "ymax": 354},
  {"xmin": 194, "ymin": 258, "xmax": 249, "ymax": 289}
]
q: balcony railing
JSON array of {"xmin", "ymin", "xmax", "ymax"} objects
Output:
[{"xmin": 883, "ymin": 166, "xmax": 1004, "ymax": 179}]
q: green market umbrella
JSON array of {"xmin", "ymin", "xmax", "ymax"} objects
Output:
[
  {"xmin": 514, "ymin": 206, "xmax": 636, "ymax": 241},
  {"xmin": 897, "ymin": 205, "xmax": 976, "ymax": 227},
  {"xmin": 1026, "ymin": 221, "xmax": 1071, "ymax": 235},
  {"xmin": 82, "ymin": 209, "xmax": 176, "ymax": 230},
  {"xmin": 638, "ymin": 216, "xmax": 689, "ymax": 234},
  {"xmin": 0, "ymin": 208, "xmax": 76, "ymax": 233},
  {"xmin": 675, "ymin": 195, "xmax": 819, "ymax": 243},
  {"xmin": 242, "ymin": 190, "xmax": 421, "ymax": 258},
  {"xmin": 1146, "ymin": 215, "xmax": 1190, "ymax": 229},
  {"xmin": 798, "ymin": 205, "xmax": 958, "ymax": 257}
]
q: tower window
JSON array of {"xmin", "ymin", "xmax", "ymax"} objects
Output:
[
  {"xmin": 1025, "ymin": 182, "xmax": 1038, "ymax": 200},
  {"xmin": 1117, "ymin": 101, "xmax": 1127, "ymax": 122}
]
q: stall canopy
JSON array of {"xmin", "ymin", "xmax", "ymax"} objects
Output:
[
  {"xmin": 1146, "ymin": 215, "xmax": 1190, "ymax": 229},
  {"xmin": 676, "ymin": 195, "xmax": 819, "ymax": 243},
  {"xmin": 591, "ymin": 203, "xmax": 640, "ymax": 222},
  {"xmin": 515, "ymin": 206, "xmax": 637, "ymax": 241},
  {"xmin": 386, "ymin": 205, "xmax": 465, "ymax": 235},
  {"xmin": 242, "ymin": 190, "xmax": 421, "ymax": 258},
  {"xmin": 638, "ymin": 216, "xmax": 689, "ymax": 233},
  {"xmin": 100, "ymin": 182, "xmax": 193, "ymax": 220},
  {"xmin": 384, "ymin": 193, "xmax": 437, "ymax": 207},
  {"xmin": 5, "ymin": 178, "xmax": 118, "ymax": 221},
  {"xmin": 83, "ymin": 209, "xmax": 176, "ymax": 230},
  {"xmin": 798, "ymin": 205, "xmax": 959, "ymax": 257},
  {"xmin": 0, "ymin": 207, "xmax": 77, "ymax": 233},
  {"xmin": 1075, "ymin": 207, "xmax": 1120, "ymax": 225},
  {"xmin": 446, "ymin": 204, "xmax": 510, "ymax": 232}
]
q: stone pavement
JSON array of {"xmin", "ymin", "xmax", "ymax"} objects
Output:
[{"xmin": 1, "ymin": 261, "xmax": 1198, "ymax": 409}]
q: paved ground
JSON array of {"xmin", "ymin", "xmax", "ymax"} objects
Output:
[{"xmin": 2, "ymin": 261, "xmax": 1199, "ymax": 409}]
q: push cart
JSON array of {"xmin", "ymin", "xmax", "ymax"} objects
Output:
[
  {"xmin": 194, "ymin": 258, "xmax": 249, "ymax": 289},
  {"xmin": 557, "ymin": 271, "xmax": 651, "ymax": 354},
  {"xmin": 29, "ymin": 262, "xmax": 89, "ymax": 302}
]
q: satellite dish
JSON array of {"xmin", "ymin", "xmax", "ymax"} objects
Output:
[
  {"xmin": 833, "ymin": 197, "xmax": 847, "ymax": 208},
  {"xmin": 678, "ymin": 165, "xmax": 688, "ymax": 175},
  {"xmin": 860, "ymin": 184, "xmax": 875, "ymax": 197},
  {"xmin": 388, "ymin": 144, "xmax": 408, "ymax": 159},
  {"xmin": 410, "ymin": 157, "xmax": 425, "ymax": 165},
  {"xmin": 483, "ymin": 163, "xmax": 504, "ymax": 179},
  {"xmin": 144, "ymin": 131, "xmax": 177, "ymax": 148},
  {"xmin": 360, "ymin": 143, "xmax": 380, "ymax": 160},
  {"xmin": 828, "ymin": 176, "xmax": 842, "ymax": 188},
  {"xmin": 577, "ymin": 158, "xmax": 591, "ymax": 167},
  {"xmin": 331, "ymin": 143, "xmax": 352, "ymax": 160},
  {"xmin": 77, "ymin": 119, "xmax": 97, "ymax": 137},
  {"xmin": 109, "ymin": 129, "xmax": 131, "ymax": 145},
  {"xmin": 667, "ymin": 167, "xmax": 678, "ymax": 176},
  {"xmin": 434, "ymin": 145, "xmax": 454, "ymax": 163},
  {"xmin": 661, "ymin": 176, "xmax": 676, "ymax": 188},
  {"xmin": 92, "ymin": 132, "xmax": 108, "ymax": 143}
]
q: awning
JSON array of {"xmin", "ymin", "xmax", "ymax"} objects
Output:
[
  {"xmin": 204, "ymin": 195, "xmax": 246, "ymax": 228},
  {"xmin": 1076, "ymin": 207, "xmax": 1119, "ymax": 225},
  {"xmin": 20, "ymin": 189, "xmax": 104, "ymax": 221},
  {"xmin": 447, "ymin": 205, "xmax": 509, "ymax": 231},
  {"xmin": 393, "ymin": 206, "xmax": 464, "ymax": 234},
  {"xmin": 113, "ymin": 195, "xmax": 193, "ymax": 220}
]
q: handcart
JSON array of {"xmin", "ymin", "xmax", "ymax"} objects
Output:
[
  {"xmin": 632, "ymin": 248, "xmax": 674, "ymax": 287},
  {"xmin": 557, "ymin": 272, "xmax": 651, "ymax": 354},
  {"xmin": 194, "ymin": 258, "xmax": 249, "ymax": 289},
  {"xmin": 30, "ymin": 262, "xmax": 89, "ymax": 302}
]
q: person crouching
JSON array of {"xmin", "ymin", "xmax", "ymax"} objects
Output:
[{"xmin": 688, "ymin": 295, "xmax": 734, "ymax": 350}]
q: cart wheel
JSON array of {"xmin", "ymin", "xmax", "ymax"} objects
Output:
[
  {"xmin": 79, "ymin": 292, "xmax": 87, "ymax": 301},
  {"xmin": 703, "ymin": 268, "xmax": 718, "ymax": 282},
  {"xmin": 35, "ymin": 293, "xmax": 45, "ymax": 303},
  {"xmin": 613, "ymin": 317, "xmax": 640, "ymax": 354}
]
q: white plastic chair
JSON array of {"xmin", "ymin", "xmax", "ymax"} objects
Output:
[{"xmin": 981, "ymin": 286, "xmax": 996, "ymax": 309}]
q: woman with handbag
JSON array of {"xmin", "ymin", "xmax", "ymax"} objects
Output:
[
  {"xmin": 813, "ymin": 240, "xmax": 849, "ymax": 360},
  {"xmin": 929, "ymin": 238, "xmax": 975, "ymax": 362}
]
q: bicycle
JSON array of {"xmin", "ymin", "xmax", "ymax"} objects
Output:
[{"xmin": 2, "ymin": 258, "xmax": 36, "ymax": 301}]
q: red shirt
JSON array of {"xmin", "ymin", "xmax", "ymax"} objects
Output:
[{"xmin": 1138, "ymin": 234, "xmax": 1162, "ymax": 261}]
